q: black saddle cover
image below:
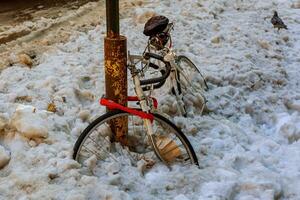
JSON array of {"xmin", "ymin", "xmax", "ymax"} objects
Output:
[{"xmin": 143, "ymin": 15, "xmax": 169, "ymax": 36}]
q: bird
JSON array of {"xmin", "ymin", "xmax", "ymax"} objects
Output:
[{"xmin": 271, "ymin": 11, "xmax": 288, "ymax": 31}]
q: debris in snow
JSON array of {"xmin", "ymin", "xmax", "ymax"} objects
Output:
[
  {"xmin": 28, "ymin": 139, "xmax": 37, "ymax": 147},
  {"xmin": 291, "ymin": 1, "xmax": 300, "ymax": 9},
  {"xmin": 0, "ymin": 113, "xmax": 9, "ymax": 131},
  {"xmin": 276, "ymin": 112, "xmax": 300, "ymax": 143},
  {"xmin": 48, "ymin": 173, "xmax": 59, "ymax": 180},
  {"xmin": 39, "ymin": 38, "xmax": 51, "ymax": 46},
  {"xmin": 137, "ymin": 159, "xmax": 147, "ymax": 175},
  {"xmin": 84, "ymin": 154, "xmax": 97, "ymax": 173},
  {"xmin": 137, "ymin": 158, "xmax": 156, "ymax": 175},
  {"xmin": 211, "ymin": 35, "xmax": 222, "ymax": 44},
  {"xmin": 282, "ymin": 35, "xmax": 289, "ymax": 42},
  {"xmin": 47, "ymin": 102, "xmax": 57, "ymax": 113},
  {"xmin": 18, "ymin": 53, "xmax": 33, "ymax": 67},
  {"xmin": 107, "ymin": 173, "xmax": 122, "ymax": 185},
  {"xmin": 105, "ymin": 162, "xmax": 121, "ymax": 175},
  {"xmin": 74, "ymin": 88, "xmax": 95, "ymax": 101},
  {"xmin": 78, "ymin": 109, "xmax": 91, "ymax": 122},
  {"xmin": 0, "ymin": 145, "xmax": 10, "ymax": 169},
  {"xmin": 14, "ymin": 95, "xmax": 33, "ymax": 103},
  {"xmin": 258, "ymin": 40, "xmax": 271, "ymax": 50},
  {"xmin": 284, "ymin": 99, "xmax": 300, "ymax": 112},
  {"xmin": 10, "ymin": 105, "xmax": 48, "ymax": 139},
  {"xmin": 57, "ymin": 159, "xmax": 81, "ymax": 172}
]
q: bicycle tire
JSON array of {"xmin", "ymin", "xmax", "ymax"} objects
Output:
[
  {"xmin": 177, "ymin": 55, "xmax": 208, "ymax": 90},
  {"xmin": 173, "ymin": 55, "xmax": 208, "ymax": 116},
  {"xmin": 73, "ymin": 110, "xmax": 198, "ymax": 168}
]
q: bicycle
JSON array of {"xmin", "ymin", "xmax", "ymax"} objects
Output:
[
  {"xmin": 139, "ymin": 16, "xmax": 209, "ymax": 117},
  {"xmin": 73, "ymin": 51, "xmax": 199, "ymax": 170}
]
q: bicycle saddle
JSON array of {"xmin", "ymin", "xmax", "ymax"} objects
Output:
[{"xmin": 143, "ymin": 15, "xmax": 169, "ymax": 36}]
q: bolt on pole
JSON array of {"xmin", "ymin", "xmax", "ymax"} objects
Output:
[{"xmin": 104, "ymin": 0, "xmax": 128, "ymax": 145}]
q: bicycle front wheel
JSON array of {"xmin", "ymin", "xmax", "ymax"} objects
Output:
[
  {"xmin": 173, "ymin": 55, "xmax": 208, "ymax": 116},
  {"xmin": 176, "ymin": 55, "xmax": 208, "ymax": 90},
  {"xmin": 73, "ymin": 110, "xmax": 198, "ymax": 169}
]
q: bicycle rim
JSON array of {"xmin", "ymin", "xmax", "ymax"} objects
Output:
[
  {"xmin": 175, "ymin": 56, "xmax": 207, "ymax": 116},
  {"xmin": 73, "ymin": 110, "xmax": 198, "ymax": 168},
  {"xmin": 176, "ymin": 55, "xmax": 208, "ymax": 90}
]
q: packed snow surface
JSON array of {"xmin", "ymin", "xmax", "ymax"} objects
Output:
[{"xmin": 0, "ymin": 0, "xmax": 300, "ymax": 199}]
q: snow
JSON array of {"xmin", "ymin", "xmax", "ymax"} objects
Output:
[
  {"xmin": 10, "ymin": 105, "xmax": 49, "ymax": 139},
  {"xmin": 0, "ymin": 145, "xmax": 10, "ymax": 169},
  {"xmin": 0, "ymin": 113, "xmax": 9, "ymax": 131},
  {"xmin": 0, "ymin": 0, "xmax": 300, "ymax": 199},
  {"xmin": 276, "ymin": 112, "xmax": 300, "ymax": 142}
]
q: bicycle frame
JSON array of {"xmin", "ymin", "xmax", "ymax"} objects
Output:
[
  {"xmin": 145, "ymin": 22, "xmax": 206, "ymax": 94},
  {"xmin": 129, "ymin": 63, "xmax": 169, "ymax": 165},
  {"xmin": 145, "ymin": 36, "xmax": 207, "ymax": 115},
  {"xmin": 161, "ymin": 49, "xmax": 201, "ymax": 93},
  {"xmin": 101, "ymin": 59, "xmax": 170, "ymax": 166},
  {"xmin": 129, "ymin": 51, "xmax": 203, "ymax": 102}
]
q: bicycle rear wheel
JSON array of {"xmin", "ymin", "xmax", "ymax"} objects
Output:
[
  {"xmin": 73, "ymin": 110, "xmax": 198, "ymax": 170},
  {"xmin": 173, "ymin": 55, "xmax": 208, "ymax": 116}
]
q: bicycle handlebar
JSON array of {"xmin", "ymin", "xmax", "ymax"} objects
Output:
[
  {"xmin": 143, "ymin": 52, "xmax": 164, "ymax": 62},
  {"xmin": 148, "ymin": 62, "xmax": 159, "ymax": 69},
  {"xmin": 141, "ymin": 68, "xmax": 167, "ymax": 91},
  {"xmin": 139, "ymin": 52, "xmax": 171, "ymax": 88}
]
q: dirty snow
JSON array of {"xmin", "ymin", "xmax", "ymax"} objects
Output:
[
  {"xmin": 0, "ymin": 145, "xmax": 10, "ymax": 169},
  {"xmin": 10, "ymin": 105, "xmax": 49, "ymax": 139},
  {"xmin": 0, "ymin": 0, "xmax": 300, "ymax": 199}
]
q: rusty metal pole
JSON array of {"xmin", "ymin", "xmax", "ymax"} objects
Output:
[{"xmin": 104, "ymin": 0, "xmax": 128, "ymax": 145}]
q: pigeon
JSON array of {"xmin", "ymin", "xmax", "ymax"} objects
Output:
[{"xmin": 271, "ymin": 11, "xmax": 288, "ymax": 31}]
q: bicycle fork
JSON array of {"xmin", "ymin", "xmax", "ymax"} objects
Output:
[
  {"xmin": 172, "ymin": 60, "xmax": 207, "ymax": 115},
  {"xmin": 132, "ymin": 72, "xmax": 171, "ymax": 167},
  {"xmin": 169, "ymin": 61, "xmax": 187, "ymax": 117}
]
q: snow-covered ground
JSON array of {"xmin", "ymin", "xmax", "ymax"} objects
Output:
[{"xmin": 0, "ymin": 0, "xmax": 300, "ymax": 199}]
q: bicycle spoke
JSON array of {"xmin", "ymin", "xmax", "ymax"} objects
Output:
[
  {"xmin": 82, "ymin": 144, "xmax": 105, "ymax": 160},
  {"xmin": 142, "ymin": 119, "xmax": 149, "ymax": 147},
  {"xmin": 86, "ymin": 135, "xmax": 118, "ymax": 162},
  {"xmin": 87, "ymin": 135, "xmax": 108, "ymax": 151}
]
